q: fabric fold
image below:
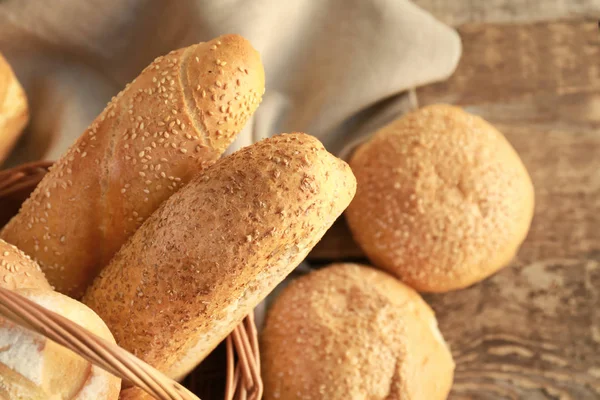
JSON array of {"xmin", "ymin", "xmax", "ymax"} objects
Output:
[{"xmin": 0, "ymin": 0, "xmax": 460, "ymax": 164}]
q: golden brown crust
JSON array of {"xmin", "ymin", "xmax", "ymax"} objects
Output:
[
  {"xmin": 346, "ymin": 105, "xmax": 535, "ymax": 292},
  {"xmin": 0, "ymin": 239, "xmax": 51, "ymax": 291},
  {"xmin": 261, "ymin": 263, "xmax": 455, "ymax": 400},
  {"xmin": 1, "ymin": 34, "xmax": 264, "ymax": 298},
  {"xmin": 84, "ymin": 133, "xmax": 356, "ymax": 379},
  {"xmin": 118, "ymin": 387, "xmax": 152, "ymax": 400},
  {"xmin": 0, "ymin": 53, "xmax": 28, "ymax": 164}
]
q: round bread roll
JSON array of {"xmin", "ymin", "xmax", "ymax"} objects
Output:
[
  {"xmin": 0, "ymin": 239, "xmax": 51, "ymax": 291},
  {"xmin": 0, "ymin": 288, "xmax": 120, "ymax": 399},
  {"xmin": 262, "ymin": 263, "xmax": 454, "ymax": 400},
  {"xmin": 346, "ymin": 104, "xmax": 534, "ymax": 292}
]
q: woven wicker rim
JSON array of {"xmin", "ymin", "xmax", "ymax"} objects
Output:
[{"xmin": 0, "ymin": 162, "xmax": 262, "ymax": 400}]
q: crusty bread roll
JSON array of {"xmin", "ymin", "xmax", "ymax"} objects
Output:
[
  {"xmin": 84, "ymin": 133, "xmax": 356, "ymax": 381},
  {"xmin": 1, "ymin": 34, "xmax": 265, "ymax": 298},
  {"xmin": 0, "ymin": 239, "xmax": 51, "ymax": 291},
  {"xmin": 346, "ymin": 105, "xmax": 534, "ymax": 292},
  {"xmin": 0, "ymin": 53, "xmax": 28, "ymax": 165},
  {"xmin": 0, "ymin": 288, "xmax": 120, "ymax": 399},
  {"xmin": 262, "ymin": 263, "xmax": 454, "ymax": 400}
]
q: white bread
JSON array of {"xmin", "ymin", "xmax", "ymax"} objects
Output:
[
  {"xmin": 0, "ymin": 288, "xmax": 120, "ymax": 399},
  {"xmin": 0, "ymin": 53, "xmax": 28, "ymax": 165},
  {"xmin": 346, "ymin": 105, "xmax": 534, "ymax": 292},
  {"xmin": 261, "ymin": 263, "xmax": 455, "ymax": 400},
  {"xmin": 0, "ymin": 239, "xmax": 51, "ymax": 291},
  {"xmin": 83, "ymin": 133, "xmax": 357, "ymax": 382},
  {"xmin": 1, "ymin": 34, "xmax": 265, "ymax": 298}
]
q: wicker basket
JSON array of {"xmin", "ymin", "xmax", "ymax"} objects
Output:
[{"xmin": 0, "ymin": 162, "xmax": 262, "ymax": 400}]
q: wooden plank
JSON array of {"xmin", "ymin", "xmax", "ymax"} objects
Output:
[
  {"xmin": 413, "ymin": 0, "xmax": 600, "ymax": 26},
  {"xmin": 310, "ymin": 20, "xmax": 600, "ymax": 398},
  {"xmin": 419, "ymin": 21, "xmax": 600, "ymax": 105}
]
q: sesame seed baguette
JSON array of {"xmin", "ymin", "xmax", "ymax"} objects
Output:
[
  {"xmin": 83, "ymin": 133, "xmax": 357, "ymax": 381},
  {"xmin": 0, "ymin": 239, "xmax": 51, "ymax": 291},
  {"xmin": 0, "ymin": 288, "xmax": 121, "ymax": 400},
  {"xmin": 1, "ymin": 34, "xmax": 265, "ymax": 299},
  {"xmin": 0, "ymin": 52, "xmax": 28, "ymax": 164}
]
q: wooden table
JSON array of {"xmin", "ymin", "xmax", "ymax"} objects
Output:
[{"xmin": 309, "ymin": 5, "xmax": 600, "ymax": 399}]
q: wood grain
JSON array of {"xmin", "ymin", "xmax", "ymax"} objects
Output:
[
  {"xmin": 413, "ymin": 0, "xmax": 600, "ymax": 26},
  {"xmin": 309, "ymin": 20, "xmax": 600, "ymax": 398},
  {"xmin": 419, "ymin": 21, "xmax": 600, "ymax": 105}
]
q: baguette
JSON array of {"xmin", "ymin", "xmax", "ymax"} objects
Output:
[
  {"xmin": 84, "ymin": 133, "xmax": 357, "ymax": 381},
  {"xmin": 1, "ymin": 34, "xmax": 265, "ymax": 298},
  {"xmin": 0, "ymin": 239, "xmax": 51, "ymax": 291},
  {"xmin": 0, "ymin": 53, "xmax": 28, "ymax": 164},
  {"xmin": 0, "ymin": 288, "xmax": 120, "ymax": 399}
]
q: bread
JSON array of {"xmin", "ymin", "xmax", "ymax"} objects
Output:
[
  {"xmin": 346, "ymin": 105, "xmax": 534, "ymax": 292},
  {"xmin": 83, "ymin": 133, "xmax": 357, "ymax": 380},
  {"xmin": 118, "ymin": 387, "xmax": 152, "ymax": 400},
  {"xmin": 0, "ymin": 53, "xmax": 28, "ymax": 164},
  {"xmin": 1, "ymin": 34, "xmax": 265, "ymax": 298},
  {"xmin": 0, "ymin": 288, "xmax": 120, "ymax": 399},
  {"xmin": 0, "ymin": 239, "xmax": 51, "ymax": 291},
  {"xmin": 261, "ymin": 263, "xmax": 455, "ymax": 400}
]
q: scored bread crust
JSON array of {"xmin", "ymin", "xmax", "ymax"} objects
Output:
[
  {"xmin": 83, "ymin": 133, "xmax": 357, "ymax": 380},
  {"xmin": 346, "ymin": 104, "xmax": 535, "ymax": 292},
  {"xmin": 0, "ymin": 288, "xmax": 121, "ymax": 400},
  {"xmin": 1, "ymin": 34, "xmax": 265, "ymax": 298},
  {"xmin": 0, "ymin": 239, "xmax": 51, "ymax": 291},
  {"xmin": 261, "ymin": 263, "xmax": 455, "ymax": 400},
  {"xmin": 0, "ymin": 53, "xmax": 28, "ymax": 164}
]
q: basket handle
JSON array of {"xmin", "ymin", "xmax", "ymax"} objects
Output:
[{"xmin": 0, "ymin": 286, "xmax": 200, "ymax": 400}]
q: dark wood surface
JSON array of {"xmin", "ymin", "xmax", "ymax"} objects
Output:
[{"xmin": 309, "ymin": 20, "xmax": 600, "ymax": 399}]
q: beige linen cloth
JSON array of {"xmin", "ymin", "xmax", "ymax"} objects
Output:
[{"xmin": 0, "ymin": 0, "xmax": 460, "ymax": 326}]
